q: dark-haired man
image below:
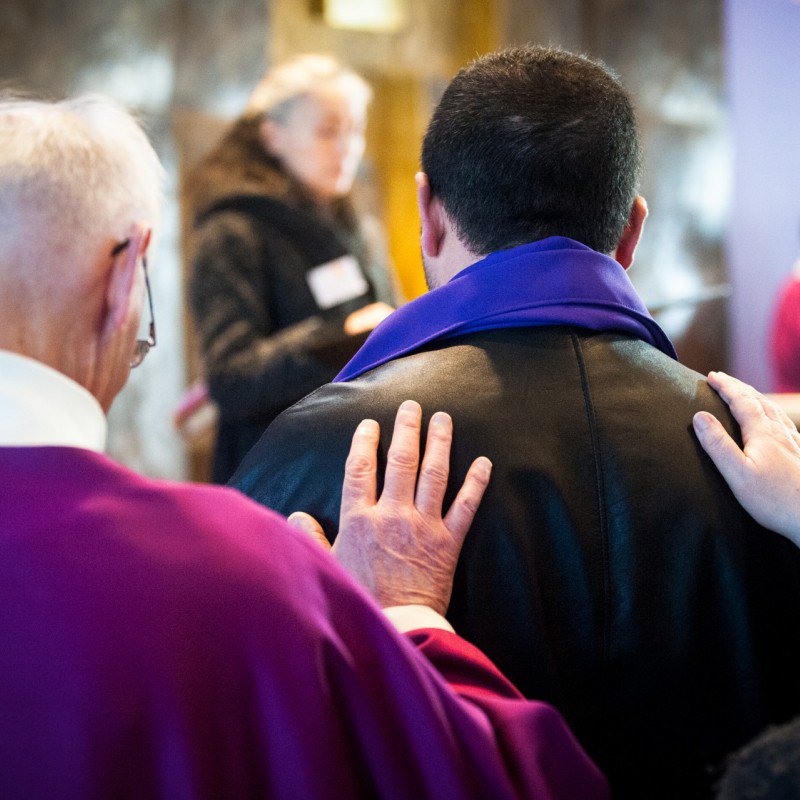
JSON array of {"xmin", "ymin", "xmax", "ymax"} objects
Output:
[{"xmin": 232, "ymin": 47, "xmax": 800, "ymax": 798}]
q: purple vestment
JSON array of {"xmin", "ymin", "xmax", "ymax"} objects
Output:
[
  {"xmin": 336, "ymin": 237, "xmax": 675, "ymax": 382},
  {"xmin": 0, "ymin": 446, "xmax": 607, "ymax": 799}
]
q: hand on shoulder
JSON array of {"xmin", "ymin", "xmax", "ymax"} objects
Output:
[
  {"xmin": 693, "ymin": 371, "xmax": 800, "ymax": 547},
  {"xmin": 289, "ymin": 401, "xmax": 491, "ymax": 615}
]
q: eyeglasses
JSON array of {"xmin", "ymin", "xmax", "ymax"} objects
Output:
[
  {"xmin": 131, "ymin": 257, "xmax": 156, "ymax": 368},
  {"xmin": 111, "ymin": 239, "xmax": 157, "ymax": 368}
]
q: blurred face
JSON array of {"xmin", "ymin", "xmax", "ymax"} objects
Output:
[{"xmin": 262, "ymin": 83, "xmax": 368, "ymax": 200}]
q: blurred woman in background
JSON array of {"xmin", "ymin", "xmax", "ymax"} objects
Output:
[{"xmin": 188, "ymin": 55, "xmax": 396, "ymax": 483}]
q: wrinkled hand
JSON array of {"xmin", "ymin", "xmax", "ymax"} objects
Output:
[
  {"xmin": 336, "ymin": 400, "xmax": 491, "ymax": 613},
  {"xmin": 343, "ymin": 302, "xmax": 394, "ymax": 336},
  {"xmin": 291, "ymin": 401, "xmax": 491, "ymax": 614},
  {"xmin": 693, "ymin": 371, "xmax": 800, "ymax": 546}
]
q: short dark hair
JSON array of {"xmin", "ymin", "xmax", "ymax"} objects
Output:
[{"xmin": 421, "ymin": 46, "xmax": 641, "ymax": 255}]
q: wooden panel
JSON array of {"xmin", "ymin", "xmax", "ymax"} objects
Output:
[{"xmin": 365, "ymin": 76, "xmax": 428, "ymax": 299}]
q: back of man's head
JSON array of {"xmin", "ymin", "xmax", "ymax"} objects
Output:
[
  {"xmin": 421, "ymin": 46, "xmax": 641, "ymax": 256},
  {"xmin": 0, "ymin": 95, "xmax": 162, "ymax": 317}
]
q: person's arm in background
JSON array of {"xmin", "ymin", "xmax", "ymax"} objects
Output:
[
  {"xmin": 189, "ymin": 214, "xmax": 391, "ymax": 420},
  {"xmin": 693, "ymin": 371, "xmax": 800, "ymax": 547},
  {"xmin": 290, "ymin": 401, "xmax": 610, "ymax": 799}
]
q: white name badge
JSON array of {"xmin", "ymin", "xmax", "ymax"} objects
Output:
[{"xmin": 306, "ymin": 255, "xmax": 370, "ymax": 310}]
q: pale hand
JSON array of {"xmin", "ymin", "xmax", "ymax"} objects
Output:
[
  {"xmin": 343, "ymin": 302, "xmax": 394, "ymax": 336},
  {"xmin": 693, "ymin": 370, "xmax": 800, "ymax": 547},
  {"xmin": 289, "ymin": 401, "xmax": 492, "ymax": 615}
]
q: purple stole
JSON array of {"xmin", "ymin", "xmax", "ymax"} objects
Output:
[{"xmin": 335, "ymin": 236, "xmax": 675, "ymax": 382}]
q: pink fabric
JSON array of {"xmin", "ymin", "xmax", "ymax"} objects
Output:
[
  {"xmin": 770, "ymin": 275, "xmax": 800, "ymax": 392},
  {"xmin": 0, "ymin": 446, "xmax": 607, "ymax": 799}
]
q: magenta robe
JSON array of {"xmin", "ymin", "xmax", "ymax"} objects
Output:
[{"xmin": 0, "ymin": 446, "xmax": 607, "ymax": 799}]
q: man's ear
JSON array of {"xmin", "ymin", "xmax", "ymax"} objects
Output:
[
  {"xmin": 101, "ymin": 225, "xmax": 149, "ymax": 339},
  {"xmin": 614, "ymin": 195, "xmax": 648, "ymax": 270},
  {"xmin": 416, "ymin": 172, "xmax": 446, "ymax": 259}
]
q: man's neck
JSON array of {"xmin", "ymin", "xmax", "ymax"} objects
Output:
[
  {"xmin": 0, "ymin": 326, "xmax": 105, "ymax": 409},
  {"xmin": 424, "ymin": 245, "xmax": 481, "ymax": 290}
]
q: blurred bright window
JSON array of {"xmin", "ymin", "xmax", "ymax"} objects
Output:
[{"xmin": 322, "ymin": 0, "xmax": 408, "ymax": 32}]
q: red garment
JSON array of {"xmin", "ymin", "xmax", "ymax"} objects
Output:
[
  {"xmin": 770, "ymin": 273, "xmax": 800, "ymax": 392},
  {"xmin": 0, "ymin": 445, "xmax": 608, "ymax": 799}
]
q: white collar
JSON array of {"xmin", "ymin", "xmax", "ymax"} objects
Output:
[{"xmin": 0, "ymin": 350, "xmax": 107, "ymax": 451}]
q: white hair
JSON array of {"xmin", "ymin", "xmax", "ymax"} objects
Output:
[
  {"xmin": 0, "ymin": 94, "xmax": 164, "ymax": 291},
  {"xmin": 246, "ymin": 54, "xmax": 372, "ymax": 122}
]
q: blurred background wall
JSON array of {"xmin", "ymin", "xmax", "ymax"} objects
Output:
[
  {"xmin": 2, "ymin": 0, "xmax": 795, "ymax": 479},
  {"xmin": 725, "ymin": 0, "xmax": 800, "ymax": 391}
]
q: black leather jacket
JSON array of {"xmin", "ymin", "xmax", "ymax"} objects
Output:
[{"xmin": 232, "ymin": 326, "xmax": 800, "ymax": 799}]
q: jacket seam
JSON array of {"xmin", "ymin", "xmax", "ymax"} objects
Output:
[{"xmin": 570, "ymin": 332, "xmax": 611, "ymax": 668}]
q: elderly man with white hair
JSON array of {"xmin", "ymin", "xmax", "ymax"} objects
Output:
[{"xmin": 0, "ymin": 95, "xmax": 608, "ymax": 798}]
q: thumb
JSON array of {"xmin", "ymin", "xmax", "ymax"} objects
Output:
[
  {"xmin": 287, "ymin": 512, "xmax": 331, "ymax": 550},
  {"xmin": 693, "ymin": 411, "xmax": 747, "ymax": 487}
]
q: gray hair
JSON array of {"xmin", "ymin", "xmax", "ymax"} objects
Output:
[
  {"xmin": 246, "ymin": 54, "xmax": 372, "ymax": 123},
  {"xmin": 0, "ymin": 94, "xmax": 164, "ymax": 284}
]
